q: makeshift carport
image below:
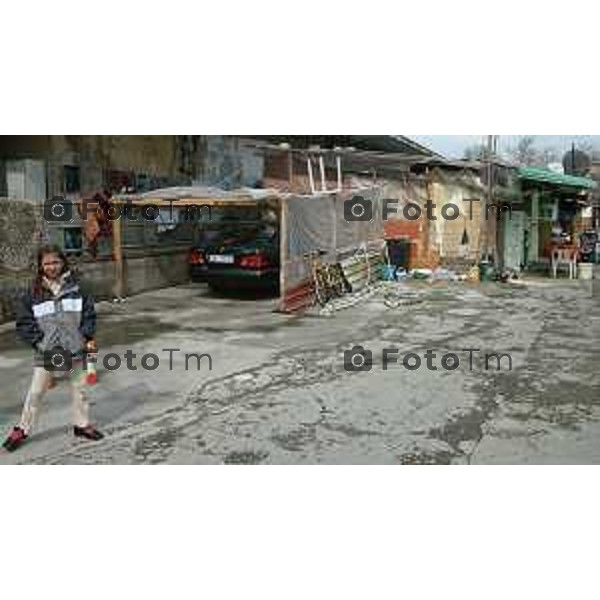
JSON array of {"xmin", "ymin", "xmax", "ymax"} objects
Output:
[
  {"xmin": 106, "ymin": 185, "xmax": 386, "ymax": 311},
  {"xmin": 104, "ymin": 187, "xmax": 277, "ymax": 300}
]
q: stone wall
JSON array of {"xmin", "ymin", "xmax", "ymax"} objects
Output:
[
  {"xmin": 0, "ymin": 199, "xmax": 42, "ymax": 322},
  {"xmin": 0, "ymin": 195, "xmax": 193, "ymax": 324}
]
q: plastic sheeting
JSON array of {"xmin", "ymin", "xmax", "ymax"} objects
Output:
[
  {"xmin": 286, "ymin": 187, "xmax": 383, "ymax": 256},
  {"xmin": 281, "ymin": 187, "xmax": 385, "ymax": 300},
  {"xmin": 113, "ymin": 185, "xmax": 280, "ymax": 202}
]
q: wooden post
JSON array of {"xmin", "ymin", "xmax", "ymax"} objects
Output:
[
  {"xmin": 424, "ymin": 171, "xmax": 434, "ymax": 268},
  {"xmin": 287, "ymin": 150, "xmax": 293, "ymax": 190},
  {"xmin": 332, "ymin": 194, "xmax": 338, "ymax": 260},
  {"xmin": 113, "ymin": 212, "xmax": 124, "ymax": 299},
  {"xmin": 279, "ymin": 197, "xmax": 288, "ymax": 311}
]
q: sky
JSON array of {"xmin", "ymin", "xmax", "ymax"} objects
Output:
[{"xmin": 411, "ymin": 135, "xmax": 600, "ymax": 159}]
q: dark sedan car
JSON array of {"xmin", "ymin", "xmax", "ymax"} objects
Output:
[{"xmin": 189, "ymin": 227, "xmax": 280, "ymax": 293}]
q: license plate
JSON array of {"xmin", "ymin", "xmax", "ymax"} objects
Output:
[{"xmin": 208, "ymin": 254, "xmax": 234, "ymax": 264}]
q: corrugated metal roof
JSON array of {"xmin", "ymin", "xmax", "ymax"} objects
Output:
[{"xmin": 518, "ymin": 167, "xmax": 597, "ymax": 189}]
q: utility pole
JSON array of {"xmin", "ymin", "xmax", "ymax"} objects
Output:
[{"xmin": 482, "ymin": 135, "xmax": 495, "ymax": 262}]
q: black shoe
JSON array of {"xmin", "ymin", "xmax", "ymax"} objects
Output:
[
  {"xmin": 73, "ymin": 425, "xmax": 104, "ymax": 441},
  {"xmin": 3, "ymin": 427, "xmax": 28, "ymax": 452}
]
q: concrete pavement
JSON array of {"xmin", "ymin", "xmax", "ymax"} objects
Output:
[{"xmin": 1, "ymin": 278, "xmax": 598, "ymax": 464}]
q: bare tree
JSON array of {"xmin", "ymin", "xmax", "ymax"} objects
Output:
[
  {"xmin": 575, "ymin": 140, "xmax": 594, "ymax": 154},
  {"xmin": 509, "ymin": 136, "xmax": 538, "ymax": 166},
  {"xmin": 573, "ymin": 139, "xmax": 600, "ymax": 160},
  {"xmin": 507, "ymin": 136, "xmax": 562, "ymax": 167}
]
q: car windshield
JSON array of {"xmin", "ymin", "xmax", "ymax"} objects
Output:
[{"xmin": 197, "ymin": 207, "xmax": 277, "ymax": 247}]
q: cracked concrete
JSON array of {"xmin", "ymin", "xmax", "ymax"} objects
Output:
[{"xmin": 0, "ymin": 277, "xmax": 598, "ymax": 464}]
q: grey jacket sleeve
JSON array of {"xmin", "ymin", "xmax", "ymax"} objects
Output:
[{"xmin": 15, "ymin": 293, "xmax": 44, "ymax": 349}]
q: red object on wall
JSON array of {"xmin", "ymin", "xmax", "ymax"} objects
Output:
[
  {"xmin": 383, "ymin": 220, "xmax": 421, "ymax": 240},
  {"xmin": 383, "ymin": 219, "xmax": 425, "ymax": 269}
]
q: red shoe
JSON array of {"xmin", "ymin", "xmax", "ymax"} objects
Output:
[
  {"xmin": 3, "ymin": 427, "xmax": 28, "ymax": 452},
  {"xmin": 73, "ymin": 425, "xmax": 104, "ymax": 441}
]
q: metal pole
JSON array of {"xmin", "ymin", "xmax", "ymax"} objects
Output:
[
  {"xmin": 483, "ymin": 134, "xmax": 493, "ymax": 262},
  {"xmin": 319, "ymin": 155, "xmax": 327, "ymax": 192},
  {"xmin": 493, "ymin": 135, "xmax": 503, "ymax": 268},
  {"xmin": 307, "ymin": 156, "xmax": 316, "ymax": 195}
]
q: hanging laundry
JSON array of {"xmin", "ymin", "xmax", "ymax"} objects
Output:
[{"xmin": 77, "ymin": 192, "xmax": 113, "ymax": 258}]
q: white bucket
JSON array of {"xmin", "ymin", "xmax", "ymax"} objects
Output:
[{"xmin": 578, "ymin": 263, "xmax": 594, "ymax": 280}]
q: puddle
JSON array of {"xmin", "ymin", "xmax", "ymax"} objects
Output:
[
  {"xmin": 0, "ymin": 356, "xmax": 22, "ymax": 368},
  {"xmin": 96, "ymin": 316, "xmax": 178, "ymax": 347}
]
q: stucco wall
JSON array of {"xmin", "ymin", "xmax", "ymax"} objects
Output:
[
  {"xmin": 196, "ymin": 137, "xmax": 264, "ymax": 189},
  {"xmin": 0, "ymin": 136, "xmax": 195, "ymax": 198}
]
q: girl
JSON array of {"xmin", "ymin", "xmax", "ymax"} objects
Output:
[{"xmin": 3, "ymin": 245, "xmax": 104, "ymax": 452}]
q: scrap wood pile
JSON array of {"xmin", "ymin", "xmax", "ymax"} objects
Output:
[
  {"xmin": 339, "ymin": 247, "xmax": 385, "ymax": 292},
  {"xmin": 284, "ymin": 245, "xmax": 385, "ymax": 316},
  {"xmin": 301, "ymin": 249, "xmax": 523, "ymax": 317}
]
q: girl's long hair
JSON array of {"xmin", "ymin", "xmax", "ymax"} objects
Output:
[{"xmin": 33, "ymin": 245, "xmax": 70, "ymax": 294}]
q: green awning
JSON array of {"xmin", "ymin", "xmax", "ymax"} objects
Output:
[{"xmin": 518, "ymin": 166, "xmax": 597, "ymax": 190}]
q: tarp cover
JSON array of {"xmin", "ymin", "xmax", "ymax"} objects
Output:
[
  {"xmin": 113, "ymin": 186, "xmax": 280, "ymax": 202},
  {"xmin": 282, "ymin": 186, "xmax": 384, "ymax": 292}
]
